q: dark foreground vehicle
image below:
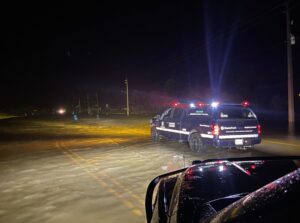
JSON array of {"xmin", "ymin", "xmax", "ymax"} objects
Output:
[
  {"xmin": 151, "ymin": 101, "xmax": 261, "ymax": 152},
  {"xmin": 145, "ymin": 157, "xmax": 300, "ymax": 223}
]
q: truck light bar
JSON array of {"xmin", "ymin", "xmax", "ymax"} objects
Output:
[{"xmin": 170, "ymin": 100, "xmax": 251, "ymax": 108}]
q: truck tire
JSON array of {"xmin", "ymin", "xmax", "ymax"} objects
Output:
[
  {"xmin": 189, "ymin": 133, "xmax": 206, "ymax": 152},
  {"xmin": 151, "ymin": 127, "xmax": 160, "ymax": 141}
]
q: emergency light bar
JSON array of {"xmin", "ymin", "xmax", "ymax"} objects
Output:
[
  {"xmin": 190, "ymin": 103, "xmax": 196, "ymax": 108},
  {"xmin": 170, "ymin": 100, "xmax": 208, "ymax": 108},
  {"xmin": 211, "ymin": 102, "xmax": 219, "ymax": 108},
  {"xmin": 170, "ymin": 100, "xmax": 250, "ymax": 108}
]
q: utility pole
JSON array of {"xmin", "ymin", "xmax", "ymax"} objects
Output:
[
  {"xmin": 96, "ymin": 92, "xmax": 99, "ymax": 107},
  {"xmin": 286, "ymin": 1, "xmax": 295, "ymax": 135},
  {"xmin": 125, "ymin": 78, "xmax": 129, "ymax": 116},
  {"xmin": 95, "ymin": 92, "xmax": 100, "ymax": 118},
  {"xmin": 78, "ymin": 99, "xmax": 81, "ymax": 113},
  {"xmin": 87, "ymin": 94, "xmax": 91, "ymax": 115}
]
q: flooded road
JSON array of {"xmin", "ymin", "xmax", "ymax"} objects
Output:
[{"xmin": 0, "ymin": 117, "xmax": 299, "ymax": 223}]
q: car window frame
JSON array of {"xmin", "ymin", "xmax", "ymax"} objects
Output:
[
  {"xmin": 160, "ymin": 108, "xmax": 174, "ymax": 120},
  {"xmin": 214, "ymin": 106, "xmax": 257, "ymax": 120},
  {"xmin": 171, "ymin": 108, "xmax": 184, "ymax": 120}
]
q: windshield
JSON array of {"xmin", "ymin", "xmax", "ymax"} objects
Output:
[{"xmin": 179, "ymin": 159, "xmax": 300, "ymax": 222}]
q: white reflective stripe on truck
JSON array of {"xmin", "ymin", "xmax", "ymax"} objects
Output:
[
  {"xmin": 156, "ymin": 127, "xmax": 190, "ymax": 135},
  {"xmin": 218, "ymin": 134, "xmax": 259, "ymax": 139},
  {"xmin": 156, "ymin": 127, "xmax": 214, "ymax": 138},
  {"xmin": 200, "ymin": 134, "xmax": 214, "ymax": 139}
]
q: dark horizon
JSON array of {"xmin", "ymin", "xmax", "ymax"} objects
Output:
[{"xmin": 1, "ymin": 0, "xmax": 300, "ymax": 110}]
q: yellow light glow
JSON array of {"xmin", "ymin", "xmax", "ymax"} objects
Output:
[{"xmin": 57, "ymin": 108, "xmax": 66, "ymax": 114}]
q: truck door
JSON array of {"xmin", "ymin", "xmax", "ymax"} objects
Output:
[
  {"xmin": 158, "ymin": 108, "xmax": 174, "ymax": 138},
  {"xmin": 166, "ymin": 108, "xmax": 184, "ymax": 140}
]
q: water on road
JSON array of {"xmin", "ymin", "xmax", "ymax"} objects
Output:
[{"xmin": 0, "ymin": 117, "xmax": 298, "ymax": 223}]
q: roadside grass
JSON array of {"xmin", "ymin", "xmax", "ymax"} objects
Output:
[
  {"xmin": 0, "ymin": 116, "xmax": 150, "ymax": 139},
  {"xmin": 0, "ymin": 114, "xmax": 18, "ymax": 120}
]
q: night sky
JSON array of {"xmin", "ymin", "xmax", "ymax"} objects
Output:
[{"xmin": 1, "ymin": 0, "xmax": 300, "ymax": 110}]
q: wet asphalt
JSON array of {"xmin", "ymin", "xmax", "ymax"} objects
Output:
[{"xmin": 0, "ymin": 116, "xmax": 299, "ymax": 223}]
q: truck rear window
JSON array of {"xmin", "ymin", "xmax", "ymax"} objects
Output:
[{"xmin": 217, "ymin": 107, "xmax": 256, "ymax": 119}]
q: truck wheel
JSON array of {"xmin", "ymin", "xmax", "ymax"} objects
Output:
[
  {"xmin": 189, "ymin": 133, "xmax": 206, "ymax": 152},
  {"xmin": 151, "ymin": 127, "xmax": 160, "ymax": 141}
]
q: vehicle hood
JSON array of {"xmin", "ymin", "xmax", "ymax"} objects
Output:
[{"xmin": 177, "ymin": 158, "xmax": 300, "ymax": 222}]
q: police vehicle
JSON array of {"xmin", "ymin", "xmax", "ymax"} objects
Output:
[{"xmin": 150, "ymin": 100, "xmax": 261, "ymax": 152}]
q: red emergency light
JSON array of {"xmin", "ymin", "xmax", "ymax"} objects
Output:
[
  {"xmin": 170, "ymin": 101, "xmax": 188, "ymax": 108},
  {"xmin": 197, "ymin": 102, "xmax": 206, "ymax": 107},
  {"xmin": 241, "ymin": 100, "xmax": 250, "ymax": 107}
]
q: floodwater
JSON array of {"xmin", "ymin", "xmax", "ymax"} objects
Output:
[{"xmin": 0, "ymin": 117, "xmax": 297, "ymax": 223}]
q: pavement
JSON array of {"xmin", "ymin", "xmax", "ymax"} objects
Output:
[{"xmin": 0, "ymin": 116, "xmax": 300, "ymax": 223}]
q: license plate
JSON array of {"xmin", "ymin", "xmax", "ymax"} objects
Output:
[{"xmin": 235, "ymin": 139, "xmax": 243, "ymax": 145}]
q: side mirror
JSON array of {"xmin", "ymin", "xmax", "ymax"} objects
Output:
[
  {"xmin": 150, "ymin": 115, "xmax": 160, "ymax": 124},
  {"xmin": 145, "ymin": 168, "xmax": 186, "ymax": 223},
  {"xmin": 162, "ymin": 115, "xmax": 170, "ymax": 121},
  {"xmin": 155, "ymin": 115, "xmax": 160, "ymax": 120}
]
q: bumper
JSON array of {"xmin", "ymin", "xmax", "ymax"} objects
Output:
[{"xmin": 211, "ymin": 137, "xmax": 261, "ymax": 148}]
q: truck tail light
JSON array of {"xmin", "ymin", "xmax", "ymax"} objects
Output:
[
  {"xmin": 257, "ymin": 124, "xmax": 261, "ymax": 135},
  {"xmin": 211, "ymin": 124, "xmax": 220, "ymax": 136}
]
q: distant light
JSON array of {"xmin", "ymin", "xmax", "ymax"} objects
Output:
[
  {"xmin": 291, "ymin": 34, "xmax": 296, "ymax": 45},
  {"xmin": 219, "ymin": 165, "xmax": 224, "ymax": 172},
  {"xmin": 190, "ymin": 103, "xmax": 195, "ymax": 108},
  {"xmin": 211, "ymin": 102, "xmax": 219, "ymax": 108},
  {"xmin": 57, "ymin": 108, "xmax": 66, "ymax": 115},
  {"xmin": 241, "ymin": 101, "xmax": 250, "ymax": 107},
  {"xmin": 199, "ymin": 167, "xmax": 203, "ymax": 172}
]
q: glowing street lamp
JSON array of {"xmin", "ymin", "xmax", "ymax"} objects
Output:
[{"xmin": 57, "ymin": 108, "xmax": 66, "ymax": 115}]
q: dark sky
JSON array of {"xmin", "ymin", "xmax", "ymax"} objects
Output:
[{"xmin": 1, "ymin": 0, "xmax": 300, "ymax": 108}]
